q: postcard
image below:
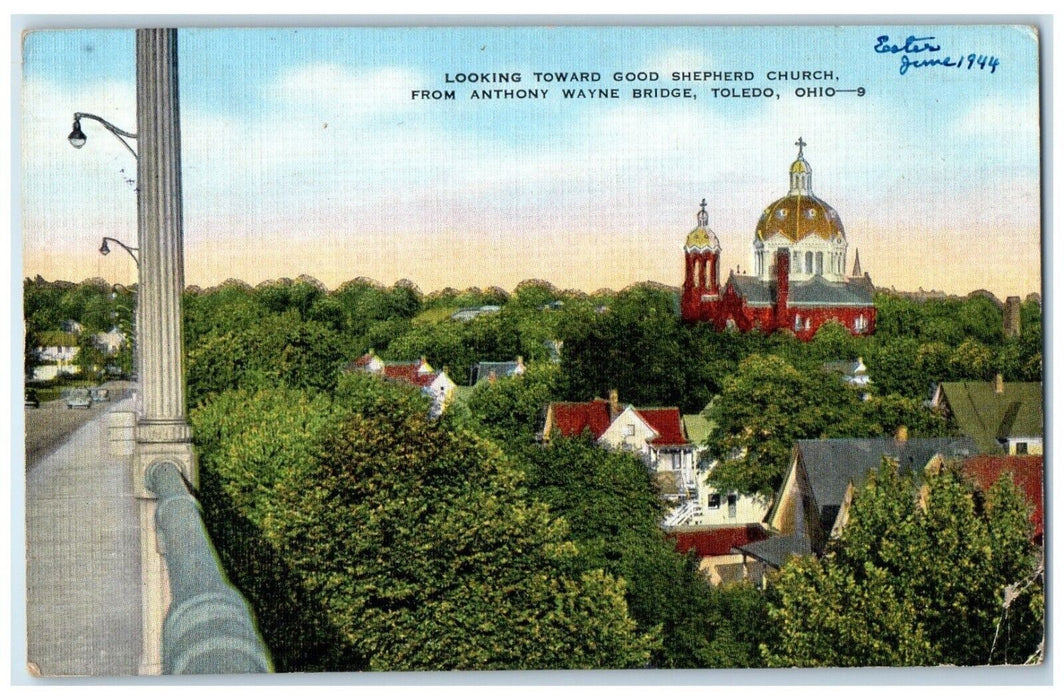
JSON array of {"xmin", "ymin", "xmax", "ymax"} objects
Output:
[{"xmin": 18, "ymin": 22, "xmax": 1044, "ymax": 679}]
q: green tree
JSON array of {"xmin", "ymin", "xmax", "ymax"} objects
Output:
[
  {"xmin": 465, "ymin": 363, "xmax": 560, "ymax": 443},
  {"xmin": 949, "ymin": 338, "xmax": 996, "ymax": 381},
  {"xmin": 765, "ymin": 463, "xmax": 1043, "ymax": 667},
  {"xmin": 192, "ymin": 383, "xmax": 657, "ymax": 671},
  {"xmin": 516, "ymin": 435, "xmax": 767, "ymax": 668},
  {"xmin": 867, "ymin": 337, "xmax": 926, "ymax": 397},
  {"xmin": 705, "ymin": 354, "xmax": 865, "ymax": 497},
  {"xmin": 268, "ymin": 410, "xmax": 658, "ymax": 670}
]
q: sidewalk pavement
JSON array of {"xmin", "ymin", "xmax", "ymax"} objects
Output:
[{"xmin": 25, "ymin": 397, "xmax": 143, "ymax": 677}]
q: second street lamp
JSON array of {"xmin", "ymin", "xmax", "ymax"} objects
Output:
[
  {"xmin": 100, "ymin": 236, "xmax": 140, "ymax": 265},
  {"xmin": 68, "ymin": 112, "xmax": 138, "ymax": 160}
]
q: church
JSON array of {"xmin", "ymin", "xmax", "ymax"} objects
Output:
[{"xmin": 680, "ymin": 139, "xmax": 876, "ymax": 341}]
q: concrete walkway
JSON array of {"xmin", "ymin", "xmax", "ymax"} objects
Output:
[{"xmin": 25, "ymin": 397, "xmax": 142, "ymax": 677}]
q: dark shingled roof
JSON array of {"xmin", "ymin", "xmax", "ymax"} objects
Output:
[
  {"xmin": 789, "ymin": 275, "xmax": 874, "ymax": 307},
  {"xmin": 727, "ymin": 274, "xmax": 874, "ymax": 308},
  {"xmin": 736, "ymin": 533, "xmax": 813, "ymax": 569},
  {"xmin": 794, "ymin": 437, "xmax": 978, "ymax": 531},
  {"xmin": 472, "ymin": 361, "xmax": 522, "ymax": 384}
]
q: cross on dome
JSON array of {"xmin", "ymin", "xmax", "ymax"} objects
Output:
[{"xmin": 795, "ymin": 136, "xmax": 807, "ymax": 157}]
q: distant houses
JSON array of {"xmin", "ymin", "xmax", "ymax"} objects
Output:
[
  {"xmin": 542, "ymin": 391, "xmax": 767, "ymax": 532},
  {"xmin": 345, "ymin": 351, "xmax": 457, "ymax": 417}
]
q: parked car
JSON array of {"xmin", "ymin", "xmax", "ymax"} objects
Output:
[
  {"xmin": 66, "ymin": 388, "xmax": 93, "ymax": 409},
  {"xmin": 90, "ymin": 388, "xmax": 110, "ymax": 402},
  {"xmin": 25, "ymin": 389, "xmax": 40, "ymax": 408}
]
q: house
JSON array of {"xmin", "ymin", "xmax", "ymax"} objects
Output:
[
  {"xmin": 668, "ymin": 524, "xmax": 769, "ymax": 585},
  {"xmin": 93, "ymin": 328, "xmax": 126, "ymax": 355},
  {"xmin": 450, "ymin": 305, "xmax": 502, "ymax": 322},
  {"xmin": 931, "ymin": 377, "xmax": 1043, "ymax": 455},
  {"xmin": 680, "ymin": 413, "xmax": 771, "ymax": 529},
  {"xmin": 823, "ymin": 357, "xmax": 871, "ymax": 389},
  {"xmin": 543, "ymin": 392, "xmax": 701, "ymax": 522},
  {"xmin": 754, "ymin": 435, "xmax": 978, "ymax": 564},
  {"xmin": 961, "ymin": 454, "xmax": 1044, "ymax": 544},
  {"xmin": 470, "ymin": 357, "xmax": 526, "ymax": 385},
  {"xmin": 345, "ymin": 352, "xmax": 457, "ymax": 417},
  {"xmin": 680, "ymin": 139, "xmax": 876, "ymax": 340}
]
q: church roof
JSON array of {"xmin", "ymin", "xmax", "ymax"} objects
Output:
[
  {"xmin": 756, "ymin": 138, "xmax": 846, "ymax": 244},
  {"xmin": 728, "ymin": 274, "xmax": 874, "ymax": 308},
  {"xmin": 756, "ymin": 193, "xmax": 844, "ymax": 244}
]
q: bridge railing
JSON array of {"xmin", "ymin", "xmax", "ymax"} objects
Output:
[{"xmin": 146, "ymin": 460, "xmax": 272, "ymax": 674}]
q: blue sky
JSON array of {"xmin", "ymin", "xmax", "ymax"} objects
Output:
[{"xmin": 20, "ymin": 24, "xmax": 1042, "ymax": 297}]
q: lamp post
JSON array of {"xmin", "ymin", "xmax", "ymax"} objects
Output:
[
  {"xmin": 99, "ymin": 236, "xmax": 140, "ymax": 265},
  {"xmin": 68, "ymin": 28, "xmax": 195, "ymax": 675},
  {"xmin": 68, "ymin": 112, "xmax": 138, "ymax": 159}
]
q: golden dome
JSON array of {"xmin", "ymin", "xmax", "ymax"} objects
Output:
[
  {"xmin": 685, "ymin": 198, "xmax": 720, "ymax": 251},
  {"xmin": 686, "ymin": 226, "xmax": 719, "ymax": 250},
  {"xmin": 755, "ymin": 193, "xmax": 845, "ymax": 243},
  {"xmin": 790, "ymin": 157, "xmax": 809, "ymax": 174}
]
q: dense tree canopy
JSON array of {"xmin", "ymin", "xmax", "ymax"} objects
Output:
[
  {"xmin": 191, "ymin": 378, "xmax": 658, "ymax": 671},
  {"xmin": 765, "ymin": 463, "xmax": 1043, "ymax": 667}
]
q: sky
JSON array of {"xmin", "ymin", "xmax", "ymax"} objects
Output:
[{"xmin": 18, "ymin": 23, "xmax": 1043, "ymax": 298}]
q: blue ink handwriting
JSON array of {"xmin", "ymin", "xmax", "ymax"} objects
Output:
[{"xmin": 874, "ymin": 35, "xmax": 999, "ymax": 76}]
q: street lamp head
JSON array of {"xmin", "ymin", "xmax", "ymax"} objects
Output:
[
  {"xmin": 99, "ymin": 239, "xmax": 111, "ymax": 256},
  {"xmin": 68, "ymin": 119, "xmax": 87, "ymax": 149}
]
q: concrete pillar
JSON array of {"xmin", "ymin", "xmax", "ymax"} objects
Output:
[{"xmin": 132, "ymin": 27, "xmax": 196, "ymax": 675}]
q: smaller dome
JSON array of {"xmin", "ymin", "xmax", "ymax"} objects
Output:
[
  {"xmin": 790, "ymin": 157, "xmax": 809, "ymax": 174},
  {"xmin": 686, "ymin": 226, "xmax": 720, "ymax": 251},
  {"xmin": 685, "ymin": 198, "xmax": 720, "ymax": 251}
]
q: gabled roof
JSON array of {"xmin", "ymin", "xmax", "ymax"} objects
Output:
[
  {"xmin": 735, "ymin": 533, "xmax": 813, "ymax": 569},
  {"xmin": 670, "ymin": 524, "xmax": 769, "ymax": 558},
  {"xmin": 547, "ymin": 400, "xmax": 613, "ymax": 440},
  {"xmin": 635, "ymin": 408, "xmax": 689, "ymax": 447},
  {"xmin": 682, "ymin": 414, "xmax": 714, "ymax": 444},
  {"xmin": 962, "ymin": 455, "xmax": 1044, "ymax": 542},
  {"xmin": 382, "ymin": 363, "xmax": 438, "ymax": 388},
  {"xmin": 937, "ymin": 381, "xmax": 1043, "ymax": 453},
  {"xmin": 727, "ymin": 274, "xmax": 874, "ymax": 308},
  {"xmin": 350, "ymin": 352, "xmax": 376, "ymax": 368},
  {"xmin": 790, "ymin": 437, "xmax": 978, "ymax": 530},
  {"xmin": 788, "ymin": 275, "xmax": 874, "ymax": 307},
  {"xmin": 36, "ymin": 331, "xmax": 79, "ymax": 347},
  {"xmin": 472, "ymin": 360, "xmax": 523, "ymax": 384}
]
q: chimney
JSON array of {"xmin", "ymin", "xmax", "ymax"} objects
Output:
[
  {"xmin": 895, "ymin": 425, "xmax": 909, "ymax": 442},
  {"xmin": 1004, "ymin": 296, "xmax": 1021, "ymax": 338},
  {"xmin": 775, "ymin": 248, "xmax": 790, "ymax": 323},
  {"xmin": 609, "ymin": 389, "xmax": 621, "ymax": 421},
  {"xmin": 995, "ymin": 373, "xmax": 1005, "ymax": 394}
]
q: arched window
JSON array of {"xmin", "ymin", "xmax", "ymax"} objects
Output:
[
  {"xmin": 805, "ymin": 251, "xmax": 814, "ymax": 273},
  {"xmin": 794, "ymin": 315, "xmax": 802, "ymax": 331},
  {"xmin": 815, "ymin": 252, "xmax": 824, "ymax": 275}
]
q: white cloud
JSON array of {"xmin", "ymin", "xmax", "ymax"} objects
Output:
[{"xmin": 264, "ymin": 63, "xmax": 429, "ymax": 120}]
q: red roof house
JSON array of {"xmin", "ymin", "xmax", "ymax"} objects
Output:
[{"xmin": 962, "ymin": 455, "xmax": 1044, "ymax": 543}]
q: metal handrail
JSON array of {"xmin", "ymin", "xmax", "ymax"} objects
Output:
[{"xmin": 146, "ymin": 461, "xmax": 272, "ymax": 674}]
